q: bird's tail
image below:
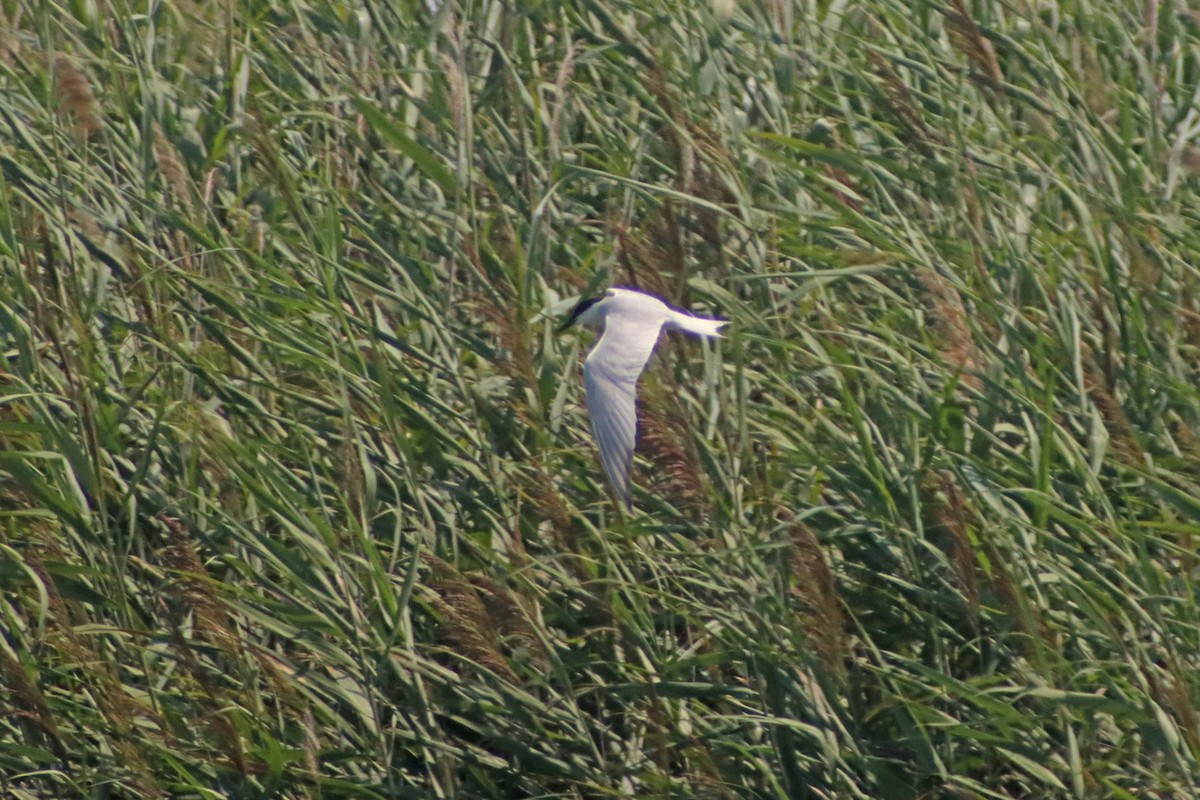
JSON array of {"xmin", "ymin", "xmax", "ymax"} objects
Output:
[{"xmin": 668, "ymin": 311, "xmax": 728, "ymax": 338}]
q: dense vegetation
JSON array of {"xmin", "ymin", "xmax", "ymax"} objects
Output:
[{"xmin": 3, "ymin": 0, "xmax": 1200, "ymax": 796}]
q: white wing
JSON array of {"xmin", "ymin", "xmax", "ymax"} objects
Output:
[{"xmin": 583, "ymin": 315, "xmax": 665, "ymax": 508}]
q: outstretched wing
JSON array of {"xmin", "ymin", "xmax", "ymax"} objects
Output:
[{"xmin": 583, "ymin": 315, "xmax": 664, "ymax": 508}]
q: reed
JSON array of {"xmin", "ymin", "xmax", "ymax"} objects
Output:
[{"xmin": 1, "ymin": 0, "xmax": 1198, "ymax": 796}]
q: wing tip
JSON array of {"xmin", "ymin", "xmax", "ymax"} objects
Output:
[{"xmin": 618, "ymin": 485, "xmax": 633, "ymax": 511}]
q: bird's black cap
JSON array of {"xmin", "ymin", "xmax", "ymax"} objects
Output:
[{"xmin": 558, "ymin": 295, "xmax": 601, "ymax": 333}]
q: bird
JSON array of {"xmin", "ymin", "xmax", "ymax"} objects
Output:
[{"xmin": 559, "ymin": 286, "xmax": 727, "ymax": 508}]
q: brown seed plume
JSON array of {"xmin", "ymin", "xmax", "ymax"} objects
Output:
[
  {"xmin": 638, "ymin": 398, "xmax": 708, "ymax": 515},
  {"xmin": 23, "ymin": 546, "xmax": 162, "ymax": 796},
  {"xmin": 945, "ymin": 0, "xmax": 1005, "ymax": 92},
  {"xmin": 160, "ymin": 516, "xmax": 303, "ymax": 725},
  {"xmin": 824, "ymin": 163, "xmax": 863, "ymax": 213},
  {"xmin": 980, "ymin": 538, "xmax": 1047, "ymax": 656},
  {"xmin": 0, "ymin": 647, "xmax": 65, "ymax": 758},
  {"xmin": 468, "ymin": 574, "xmax": 549, "ymax": 669},
  {"xmin": 777, "ymin": 508, "xmax": 845, "ymax": 675},
  {"xmin": 161, "ymin": 515, "xmax": 240, "ymax": 655},
  {"xmin": 927, "ymin": 470, "xmax": 981, "ymax": 627},
  {"xmin": 440, "ymin": 50, "xmax": 467, "ymax": 139},
  {"xmin": 614, "ymin": 210, "xmax": 681, "ymax": 300},
  {"xmin": 1080, "ymin": 343, "xmax": 1143, "ymax": 467},
  {"xmin": 527, "ymin": 464, "xmax": 577, "ymax": 552},
  {"xmin": 54, "ymin": 55, "xmax": 102, "ymax": 139},
  {"xmin": 868, "ymin": 50, "xmax": 937, "ymax": 149},
  {"xmin": 153, "ymin": 125, "xmax": 193, "ymax": 212},
  {"xmin": 423, "ymin": 554, "xmax": 520, "ymax": 683},
  {"xmin": 917, "ymin": 268, "xmax": 982, "ymax": 392},
  {"xmin": 476, "ymin": 292, "xmax": 535, "ymax": 390}
]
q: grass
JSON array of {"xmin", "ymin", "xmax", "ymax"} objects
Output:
[{"xmin": 2, "ymin": 0, "xmax": 1200, "ymax": 796}]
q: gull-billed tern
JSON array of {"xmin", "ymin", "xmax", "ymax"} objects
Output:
[{"xmin": 559, "ymin": 287, "xmax": 727, "ymax": 508}]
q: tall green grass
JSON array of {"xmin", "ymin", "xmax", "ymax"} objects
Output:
[{"xmin": 2, "ymin": 0, "xmax": 1200, "ymax": 796}]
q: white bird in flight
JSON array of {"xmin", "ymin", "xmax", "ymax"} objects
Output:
[{"xmin": 559, "ymin": 287, "xmax": 727, "ymax": 508}]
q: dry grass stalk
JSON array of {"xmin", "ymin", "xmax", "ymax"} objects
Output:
[
  {"xmin": 160, "ymin": 518, "xmax": 306, "ymax": 756},
  {"xmin": 555, "ymin": 264, "xmax": 588, "ymax": 290},
  {"xmin": 54, "ymin": 55, "xmax": 102, "ymax": 139},
  {"xmin": 1182, "ymin": 146, "xmax": 1200, "ymax": 177},
  {"xmin": 476, "ymin": 292, "xmax": 535, "ymax": 390},
  {"xmin": 638, "ymin": 397, "xmax": 708, "ymax": 516},
  {"xmin": 0, "ymin": 646, "xmax": 65, "ymax": 757},
  {"xmin": 630, "ymin": 75, "xmax": 735, "ymax": 286},
  {"xmin": 1080, "ymin": 343, "xmax": 1144, "ymax": 467},
  {"xmin": 113, "ymin": 739, "xmax": 167, "ymax": 798},
  {"xmin": 66, "ymin": 207, "xmax": 104, "ymax": 245},
  {"xmin": 868, "ymin": 50, "xmax": 936, "ymax": 149},
  {"xmin": 1126, "ymin": 226, "xmax": 1160, "ymax": 290},
  {"xmin": 162, "ymin": 514, "xmax": 306, "ymax": 711},
  {"xmin": 467, "ymin": 574, "xmax": 549, "ymax": 669},
  {"xmin": 643, "ymin": 65, "xmax": 687, "ymax": 175},
  {"xmin": 824, "ymin": 163, "xmax": 863, "ymax": 213},
  {"xmin": 160, "ymin": 515, "xmax": 241, "ymax": 655},
  {"xmin": 23, "ymin": 546, "xmax": 163, "ymax": 796},
  {"xmin": 163, "ymin": 618, "xmax": 252, "ymax": 775},
  {"xmin": 440, "ymin": 50, "xmax": 467, "ymax": 139},
  {"xmin": 153, "ymin": 125, "xmax": 193, "ymax": 212},
  {"xmin": 24, "ymin": 548, "xmax": 92, "ymax": 662},
  {"xmin": 605, "ymin": 103, "xmax": 733, "ymax": 296},
  {"xmin": 423, "ymin": 554, "xmax": 520, "ymax": 683},
  {"xmin": 1150, "ymin": 663, "xmax": 1200, "ymax": 752},
  {"xmin": 681, "ymin": 767, "xmax": 735, "ymax": 800},
  {"xmin": 202, "ymin": 166, "xmax": 222, "ymax": 206},
  {"xmin": 341, "ymin": 429, "xmax": 365, "ymax": 526},
  {"xmin": 777, "ymin": 508, "xmax": 845, "ymax": 675},
  {"xmin": 1143, "ymin": 0, "xmax": 1159, "ymax": 46},
  {"xmin": 547, "ymin": 40, "xmax": 579, "ymax": 157},
  {"xmin": 980, "ymin": 540, "xmax": 1019, "ymax": 609},
  {"xmin": 980, "ymin": 539, "xmax": 1041, "ymax": 654},
  {"xmin": 916, "ymin": 268, "xmax": 983, "ymax": 392},
  {"xmin": 528, "ymin": 465, "xmax": 577, "ymax": 551},
  {"xmin": 205, "ymin": 706, "xmax": 249, "ymax": 775},
  {"xmin": 0, "ymin": 6, "xmax": 18, "ymax": 66},
  {"xmin": 683, "ymin": 122, "xmax": 738, "ymax": 261},
  {"xmin": 1178, "ymin": 284, "xmax": 1200, "ymax": 351},
  {"xmin": 1078, "ymin": 41, "xmax": 1112, "ymax": 118},
  {"xmin": 686, "ymin": 122, "xmax": 736, "ymax": 201},
  {"xmin": 614, "ymin": 209, "xmax": 681, "ymax": 300},
  {"xmin": 247, "ymin": 646, "xmax": 306, "ymax": 713},
  {"xmin": 928, "ymin": 470, "xmax": 981, "ymax": 627},
  {"xmin": 945, "ymin": 0, "xmax": 1005, "ymax": 92},
  {"xmin": 302, "ymin": 705, "xmax": 320, "ymax": 781}
]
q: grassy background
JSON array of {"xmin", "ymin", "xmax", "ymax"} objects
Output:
[{"xmin": 3, "ymin": 0, "xmax": 1200, "ymax": 796}]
